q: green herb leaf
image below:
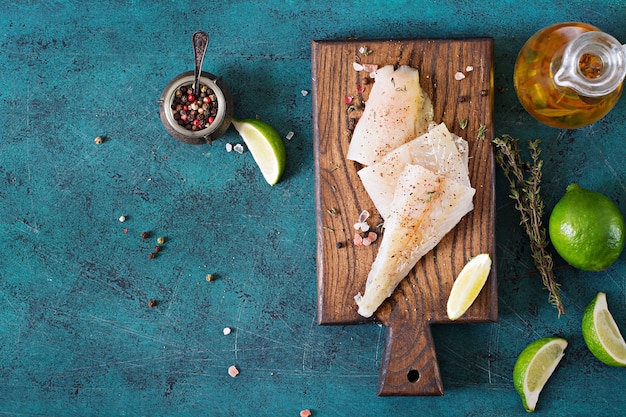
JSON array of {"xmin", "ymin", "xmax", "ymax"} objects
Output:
[
  {"xmin": 493, "ymin": 135, "xmax": 564, "ymax": 316},
  {"xmin": 477, "ymin": 124, "xmax": 487, "ymax": 140}
]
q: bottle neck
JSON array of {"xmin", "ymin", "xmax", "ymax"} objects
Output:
[{"xmin": 553, "ymin": 31, "xmax": 626, "ymax": 97}]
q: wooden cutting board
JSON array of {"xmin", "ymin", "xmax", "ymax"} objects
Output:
[{"xmin": 312, "ymin": 38, "xmax": 497, "ymax": 396}]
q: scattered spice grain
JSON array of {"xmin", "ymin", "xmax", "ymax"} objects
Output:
[
  {"xmin": 359, "ymin": 45, "xmax": 373, "ymax": 56},
  {"xmin": 141, "ymin": 232, "xmax": 150, "ymax": 239},
  {"xmin": 206, "ymin": 273, "xmax": 214, "ymax": 282},
  {"xmin": 94, "ymin": 136, "xmax": 104, "ymax": 144},
  {"xmin": 148, "ymin": 299, "xmax": 157, "ymax": 307},
  {"xmin": 228, "ymin": 365, "xmax": 239, "ymax": 378},
  {"xmin": 157, "ymin": 237, "xmax": 166, "ymax": 245},
  {"xmin": 148, "ymin": 252, "xmax": 156, "ymax": 259},
  {"xmin": 300, "ymin": 410, "xmax": 312, "ymax": 417}
]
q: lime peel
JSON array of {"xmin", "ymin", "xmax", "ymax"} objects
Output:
[
  {"xmin": 548, "ymin": 183, "xmax": 625, "ymax": 271},
  {"xmin": 446, "ymin": 253, "xmax": 492, "ymax": 320},
  {"xmin": 513, "ymin": 337, "xmax": 568, "ymax": 412},
  {"xmin": 582, "ymin": 292, "xmax": 626, "ymax": 367},
  {"xmin": 231, "ymin": 118, "xmax": 286, "ymax": 185}
]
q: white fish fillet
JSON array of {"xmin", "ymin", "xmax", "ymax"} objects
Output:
[
  {"xmin": 357, "ymin": 122, "xmax": 470, "ymax": 219},
  {"xmin": 346, "ymin": 65, "xmax": 434, "ymax": 166},
  {"xmin": 354, "ymin": 164, "xmax": 475, "ymax": 318}
]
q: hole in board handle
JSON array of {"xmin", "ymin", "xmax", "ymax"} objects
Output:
[{"xmin": 407, "ymin": 369, "xmax": 420, "ymax": 383}]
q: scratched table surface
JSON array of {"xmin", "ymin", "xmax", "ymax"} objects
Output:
[{"xmin": 1, "ymin": 1, "xmax": 625, "ymax": 416}]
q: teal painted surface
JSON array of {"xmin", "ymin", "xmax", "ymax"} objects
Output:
[{"xmin": 1, "ymin": 1, "xmax": 625, "ymax": 416}]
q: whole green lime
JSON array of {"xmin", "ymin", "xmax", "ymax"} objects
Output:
[{"xmin": 548, "ymin": 183, "xmax": 625, "ymax": 271}]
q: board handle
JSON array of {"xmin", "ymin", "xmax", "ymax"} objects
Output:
[{"xmin": 377, "ymin": 321, "xmax": 443, "ymax": 396}]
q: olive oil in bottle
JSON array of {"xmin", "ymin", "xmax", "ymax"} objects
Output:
[{"xmin": 514, "ymin": 22, "xmax": 626, "ymax": 129}]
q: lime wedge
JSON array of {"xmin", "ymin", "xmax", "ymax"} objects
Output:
[
  {"xmin": 513, "ymin": 337, "xmax": 568, "ymax": 412},
  {"xmin": 231, "ymin": 118, "xmax": 286, "ymax": 185},
  {"xmin": 446, "ymin": 253, "xmax": 492, "ymax": 320},
  {"xmin": 582, "ymin": 292, "xmax": 626, "ymax": 367}
]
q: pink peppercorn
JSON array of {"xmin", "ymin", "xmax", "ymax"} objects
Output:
[
  {"xmin": 208, "ymin": 116, "xmax": 215, "ymax": 124},
  {"xmin": 187, "ymin": 94, "xmax": 195, "ymax": 102},
  {"xmin": 203, "ymin": 96, "xmax": 211, "ymax": 104}
]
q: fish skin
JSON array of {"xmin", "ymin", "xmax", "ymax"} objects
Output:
[
  {"xmin": 346, "ymin": 65, "xmax": 433, "ymax": 166},
  {"xmin": 355, "ymin": 164, "xmax": 475, "ymax": 318}
]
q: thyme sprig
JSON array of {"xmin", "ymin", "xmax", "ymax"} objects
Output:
[{"xmin": 493, "ymin": 135, "xmax": 565, "ymax": 316}]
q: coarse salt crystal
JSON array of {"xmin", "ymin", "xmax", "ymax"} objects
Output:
[
  {"xmin": 466, "ymin": 65, "xmax": 474, "ymax": 72},
  {"xmin": 454, "ymin": 72, "xmax": 466, "ymax": 81},
  {"xmin": 353, "ymin": 62, "xmax": 364, "ymax": 72},
  {"xmin": 286, "ymin": 131, "xmax": 294, "ymax": 140},
  {"xmin": 361, "ymin": 63, "xmax": 378, "ymax": 73},
  {"xmin": 225, "ymin": 143, "xmax": 233, "ymax": 152},
  {"xmin": 228, "ymin": 365, "xmax": 239, "ymax": 377},
  {"xmin": 353, "ymin": 221, "xmax": 368, "ymax": 232},
  {"xmin": 233, "ymin": 144, "xmax": 244, "ymax": 154},
  {"xmin": 300, "ymin": 410, "xmax": 312, "ymax": 417},
  {"xmin": 301, "ymin": 89, "xmax": 309, "ymax": 96},
  {"xmin": 223, "ymin": 327, "xmax": 231, "ymax": 335}
]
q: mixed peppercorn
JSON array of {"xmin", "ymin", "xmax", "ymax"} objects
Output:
[{"xmin": 171, "ymin": 83, "xmax": 218, "ymax": 131}]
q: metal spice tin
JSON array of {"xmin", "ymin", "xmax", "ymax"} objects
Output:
[{"xmin": 159, "ymin": 70, "xmax": 233, "ymax": 145}]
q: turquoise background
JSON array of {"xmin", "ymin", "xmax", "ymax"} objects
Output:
[{"xmin": 1, "ymin": 1, "xmax": 625, "ymax": 416}]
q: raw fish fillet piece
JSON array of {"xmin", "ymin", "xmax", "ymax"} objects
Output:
[
  {"xmin": 346, "ymin": 65, "xmax": 434, "ymax": 166},
  {"xmin": 357, "ymin": 122, "xmax": 470, "ymax": 219},
  {"xmin": 354, "ymin": 164, "xmax": 475, "ymax": 318}
]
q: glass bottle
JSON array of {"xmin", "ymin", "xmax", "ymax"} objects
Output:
[{"xmin": 514, "ymin": 22, "xmax": 626, "ymax": 129}]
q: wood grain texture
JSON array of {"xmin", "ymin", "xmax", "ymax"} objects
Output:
[{"xmin": 312, "ymin": 38, "xmax": 497, "ymax": 396}]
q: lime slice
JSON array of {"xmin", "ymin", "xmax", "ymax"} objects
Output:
[
  {"xmin": 231, "ymin": 118, "xmax": 286, "ymax": 185},
  {"xmin": 446, "ymin": 253, "xmax": 492, "ymax": 320},
  {"xmin": 513, "ymin": 337, "xmax": 568, "ymax": 412},
  {"xmin": 582, "ymin": 292, "xmax": 626, "ymax": 367}
]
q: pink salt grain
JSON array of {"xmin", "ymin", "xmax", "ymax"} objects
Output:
[
  {"xmin": 368, "ymin": 231, "xmax": 378, "ymax": 242},
  {"xmin": 353, "ymin": 233, "xmax": 363, "ymax": 246},
  {"xmin": 300, "ymin": 410, "xmax": 312, "ymax": 417},
  {"xmin": 228, "ymin": 365, "xmax": 239, "ymax": 378}
]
